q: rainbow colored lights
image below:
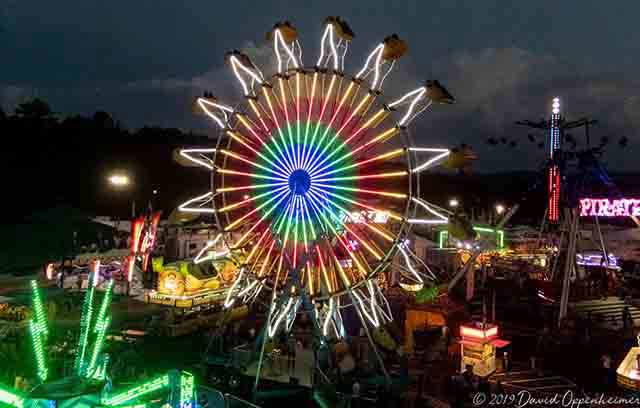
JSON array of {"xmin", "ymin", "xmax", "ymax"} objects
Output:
[{"xmin": 178, "ymin": 18, "xmax": 453, "ymax": 337}]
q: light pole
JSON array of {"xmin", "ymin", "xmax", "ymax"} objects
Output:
[{"xmin": 108, "ymin": 173, "xmax": 135, "ymax": 218}]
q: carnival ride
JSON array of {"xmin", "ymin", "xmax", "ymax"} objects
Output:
[
  {"xmin": 0, "ymin": 270, "xmax": 202, "ymax": 408},
  {"xmin": 176, "ymin": 16, "xmax": 457, "ymax": 400},
  {"xmin": 482, "ymin": 96, "xmax": 636, "ymax": 325}
]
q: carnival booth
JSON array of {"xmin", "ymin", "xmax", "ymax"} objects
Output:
[
  {"xmin": 459, "ymin": 322, "xmax": 509, "ymax": 377},
  {"xmin": 616, "ymin": 337, "xmax": 640, "ymax": 391}
]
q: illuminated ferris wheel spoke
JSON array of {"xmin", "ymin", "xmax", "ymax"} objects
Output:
[
  {"xmin": 248, "ymin": 98, "xmax": 275, "ymax": 135},
  {"xmin": 301, "ymin": 71, "xmax": 319, "ymax": 166},
  {"xmin": 304, "ymin": 91, "xmax": 374, "ymax": 173},
  {"xmin": 225, "ymin": 188, "xmax": 290, "ymax": 232},
  {"xmin": 323, "ymin": 208, "xmax": 384, "ymax": 260},
  {"xmin": 261, "ymin": 87, "xmax": 297, "ymax": 171},
  {"xmin": 313, "ymin": 190, "xmax": 395, "ymax": 243},
  {"xmin": 301, "ymin": 74, "xmax": 338, "ymax": 168},
  {"xmin": 226, "ymin": 131, "xmax": 291, "ymax": 179},
  {"xmin": 219, "ymin": 149, "xmax": 289, "ymax": 179},
  {"xmin": 238, "ymin": 117, "xmax": 293, "ymax": 176},
  {"xmin": 311, "ymin": 147, "xmax": 404, "ymax": 179},
  {"xmin": 281, "ymin": 195, "xmax": 299, "ymax": 249},
  {"xmin": 312, "ymin": 183, "xmax": 406, "ymax": 199},
  {"xmin": 217, "ymin": 168, "xmax": 287, "ymax": 182},
  {"xmin": 309, "ymin": 126, "xmax": 399, "ymax": 178},
  {"xmin": 245, "ymin": 227, "xmax": 274, "ymax": 264},
  {"xmin": 312, "ymin": 187, "xmax": 403, "ymax": 221},
  {"xmin": 313, "ymin": 170, "xmax": 407, "ymax": 183},
  {"xmin": 295, "ymin": 73, "xmax": 303, "ymax": 169},
  {"xmin": 257, "ymin": 241, "xmax": 278, "ymax": 278},
  {"xmin": 216, "ymin": 183, "xmax": 288, "ymax": 193},
  {"xmin": 307, "ymin": 194, "xmax": 368, "ymax": 276},
  {"xmin": 276, "ymin": 77, "xmax": 297, "ymax": 167},
  {"xmin": 274, "ymin": 194, "xmax": 295, "ymax": 235},
  {"xmin": 218, "ymin": 188, "xmax": 284, "ymax": 213},
  {"xmin": 302, "ymin": 79, "xmax": 354, "ymax": 170}
]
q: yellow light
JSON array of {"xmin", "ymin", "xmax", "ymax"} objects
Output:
[{"xmin": 108, "ymin": 174, "xmax": 129, "ymax": 186}]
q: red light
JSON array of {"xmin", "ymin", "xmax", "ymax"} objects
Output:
[{"xmin": 548, "ymin": 166, "xmax": 560, "ymax": 223}]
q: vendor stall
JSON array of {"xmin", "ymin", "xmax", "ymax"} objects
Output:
[{"xmin": 459, "ymin": 322, "xmax": 509, "ymax": 377}]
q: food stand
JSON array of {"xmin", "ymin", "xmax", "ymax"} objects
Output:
[{"xmin": 459, "ymin": 322, "xmax": 509, "ymax": 377}]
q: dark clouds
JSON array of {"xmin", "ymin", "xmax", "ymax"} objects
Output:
[{"xmin": 2, "ymin": 1, "xmax": 639, "ymax": 170}]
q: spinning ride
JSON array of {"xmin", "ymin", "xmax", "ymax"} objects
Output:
[{"xmin": 179, "ymin": 17, "xmax": 455, "ymax": 340}]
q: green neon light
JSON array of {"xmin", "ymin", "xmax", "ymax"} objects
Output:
[
  {"xmin": 30, "ymin": 280, "xmax": 48, "ymax": 338},
  {"xmin": 29, "ymin": 319, "xmax": 48, "ymax": 382},
  {"xmin": 101, "ymin": 374, "xmax": 170, "ymax": 406},
  {"xmin": 85, "ymin": 280, "xmax": 113, "ymax": 377},
  {"xmin": 497, "ymin": 230, "xmax": 505, "ymax": 249},
  {"xmin": 87, "ymin": 316, "xmax": 111, "ymax": 377},
  {"xmin": 180, "ymin": 371, "xmax": 195, "ymax": 408},
  {"xmin": 93, "ymin": 280, "xmax": 114, "ymax": 334},
  {"xmin": 75, "ymin": 277, "xmax": 96, "ymax": 375},
  {"xmin": 0, "ymin": 383, "xmax": 24, "ymax": 408},
  {"xmin": 438, "ymin": 231, "xmax": 448, "ymax": 249},
  {"xmin": 472, "ymin": 226, "xmax": 494, "ymax": 233}
]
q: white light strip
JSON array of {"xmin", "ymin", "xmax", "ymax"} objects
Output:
[
  {"xmin": 388, "ymin": 87, "xmax": 425, "ymax": 108},
  {"xmin": 230, "ymin": 56, "xmax": 264, "ymax": 96},
  {"xmin": 178, "ymin": 192, "xmax": 216, "ymax": 213},
  {"xmin": 398, "ymin": 243, "xmax": 424, "ymax": 284},
  {"xmin": 197, "ymin": 98, "xmax": 233, "ymax": 129},
  {"xmin": 223, "ymin": 269, "xmax": 245, "ymax": 309},
  {"xmin": 398, "ymin": 89, "xmax": 427, "ymax": 126},
  {"xmin": 274, "ymin": 29, "xmax": 300, "ymax": 73},
  {"xmin": 268, "ymin": 297, "xmax": 295, "ymax": 337},
  {"xmin": 328, "ymin": 24, "xmax": 339, "ymax": 70},
  {"xmin": 193, "ymin": 233, "xmax": 227, "ymax": 264},
  {"xmin": 410, "ymin": 148, "xmax": 450, "ymax": 173},
  {"xmin": 407, "ymin": 197, "xmax": 449, "ymax": 224},
  {"xmin": 355, "ymin": 43, "xmax": 384, "ymax": 82},
  {"xmin": 179, "ymin": 148, "xmax": 217, "ymax": 170}
]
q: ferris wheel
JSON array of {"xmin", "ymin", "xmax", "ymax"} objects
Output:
[{"xmin": 178, "ymin": 17, "xmax": 455, "ymax": 341}]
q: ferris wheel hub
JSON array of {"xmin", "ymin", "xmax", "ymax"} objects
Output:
[{"xmin": 288, "ymin": 169, "xmax": 312, "ymax": 196}]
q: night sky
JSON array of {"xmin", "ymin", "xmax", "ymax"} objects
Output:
[{"xmin": 1, "ymin": 1, "xmax": 639, "ymax": 219}]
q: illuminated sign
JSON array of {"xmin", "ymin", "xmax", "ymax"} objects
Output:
[
  {"xmin": 579, "ymin": 198, "xmax": 640, "ymax": 217},
  {"xmin": 340, "ymin": 210, "xmax": 389, "ymax": 224},
  {"xmin": 460, "ymin": 324, "xmax": 499, "ymax": 341}
]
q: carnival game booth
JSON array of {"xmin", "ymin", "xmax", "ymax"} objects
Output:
[
  {"xmin": 459, "ymin": 322, "xmax": 509, "ymax": 377},
  {"xmin": 44, "ymin": 250, "xmax": 144, "ymax": 295}
]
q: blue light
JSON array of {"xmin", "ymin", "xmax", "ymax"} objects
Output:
[{"xmin": 289, "ymin": 169, "xmax": 312, "ymax": 195}]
